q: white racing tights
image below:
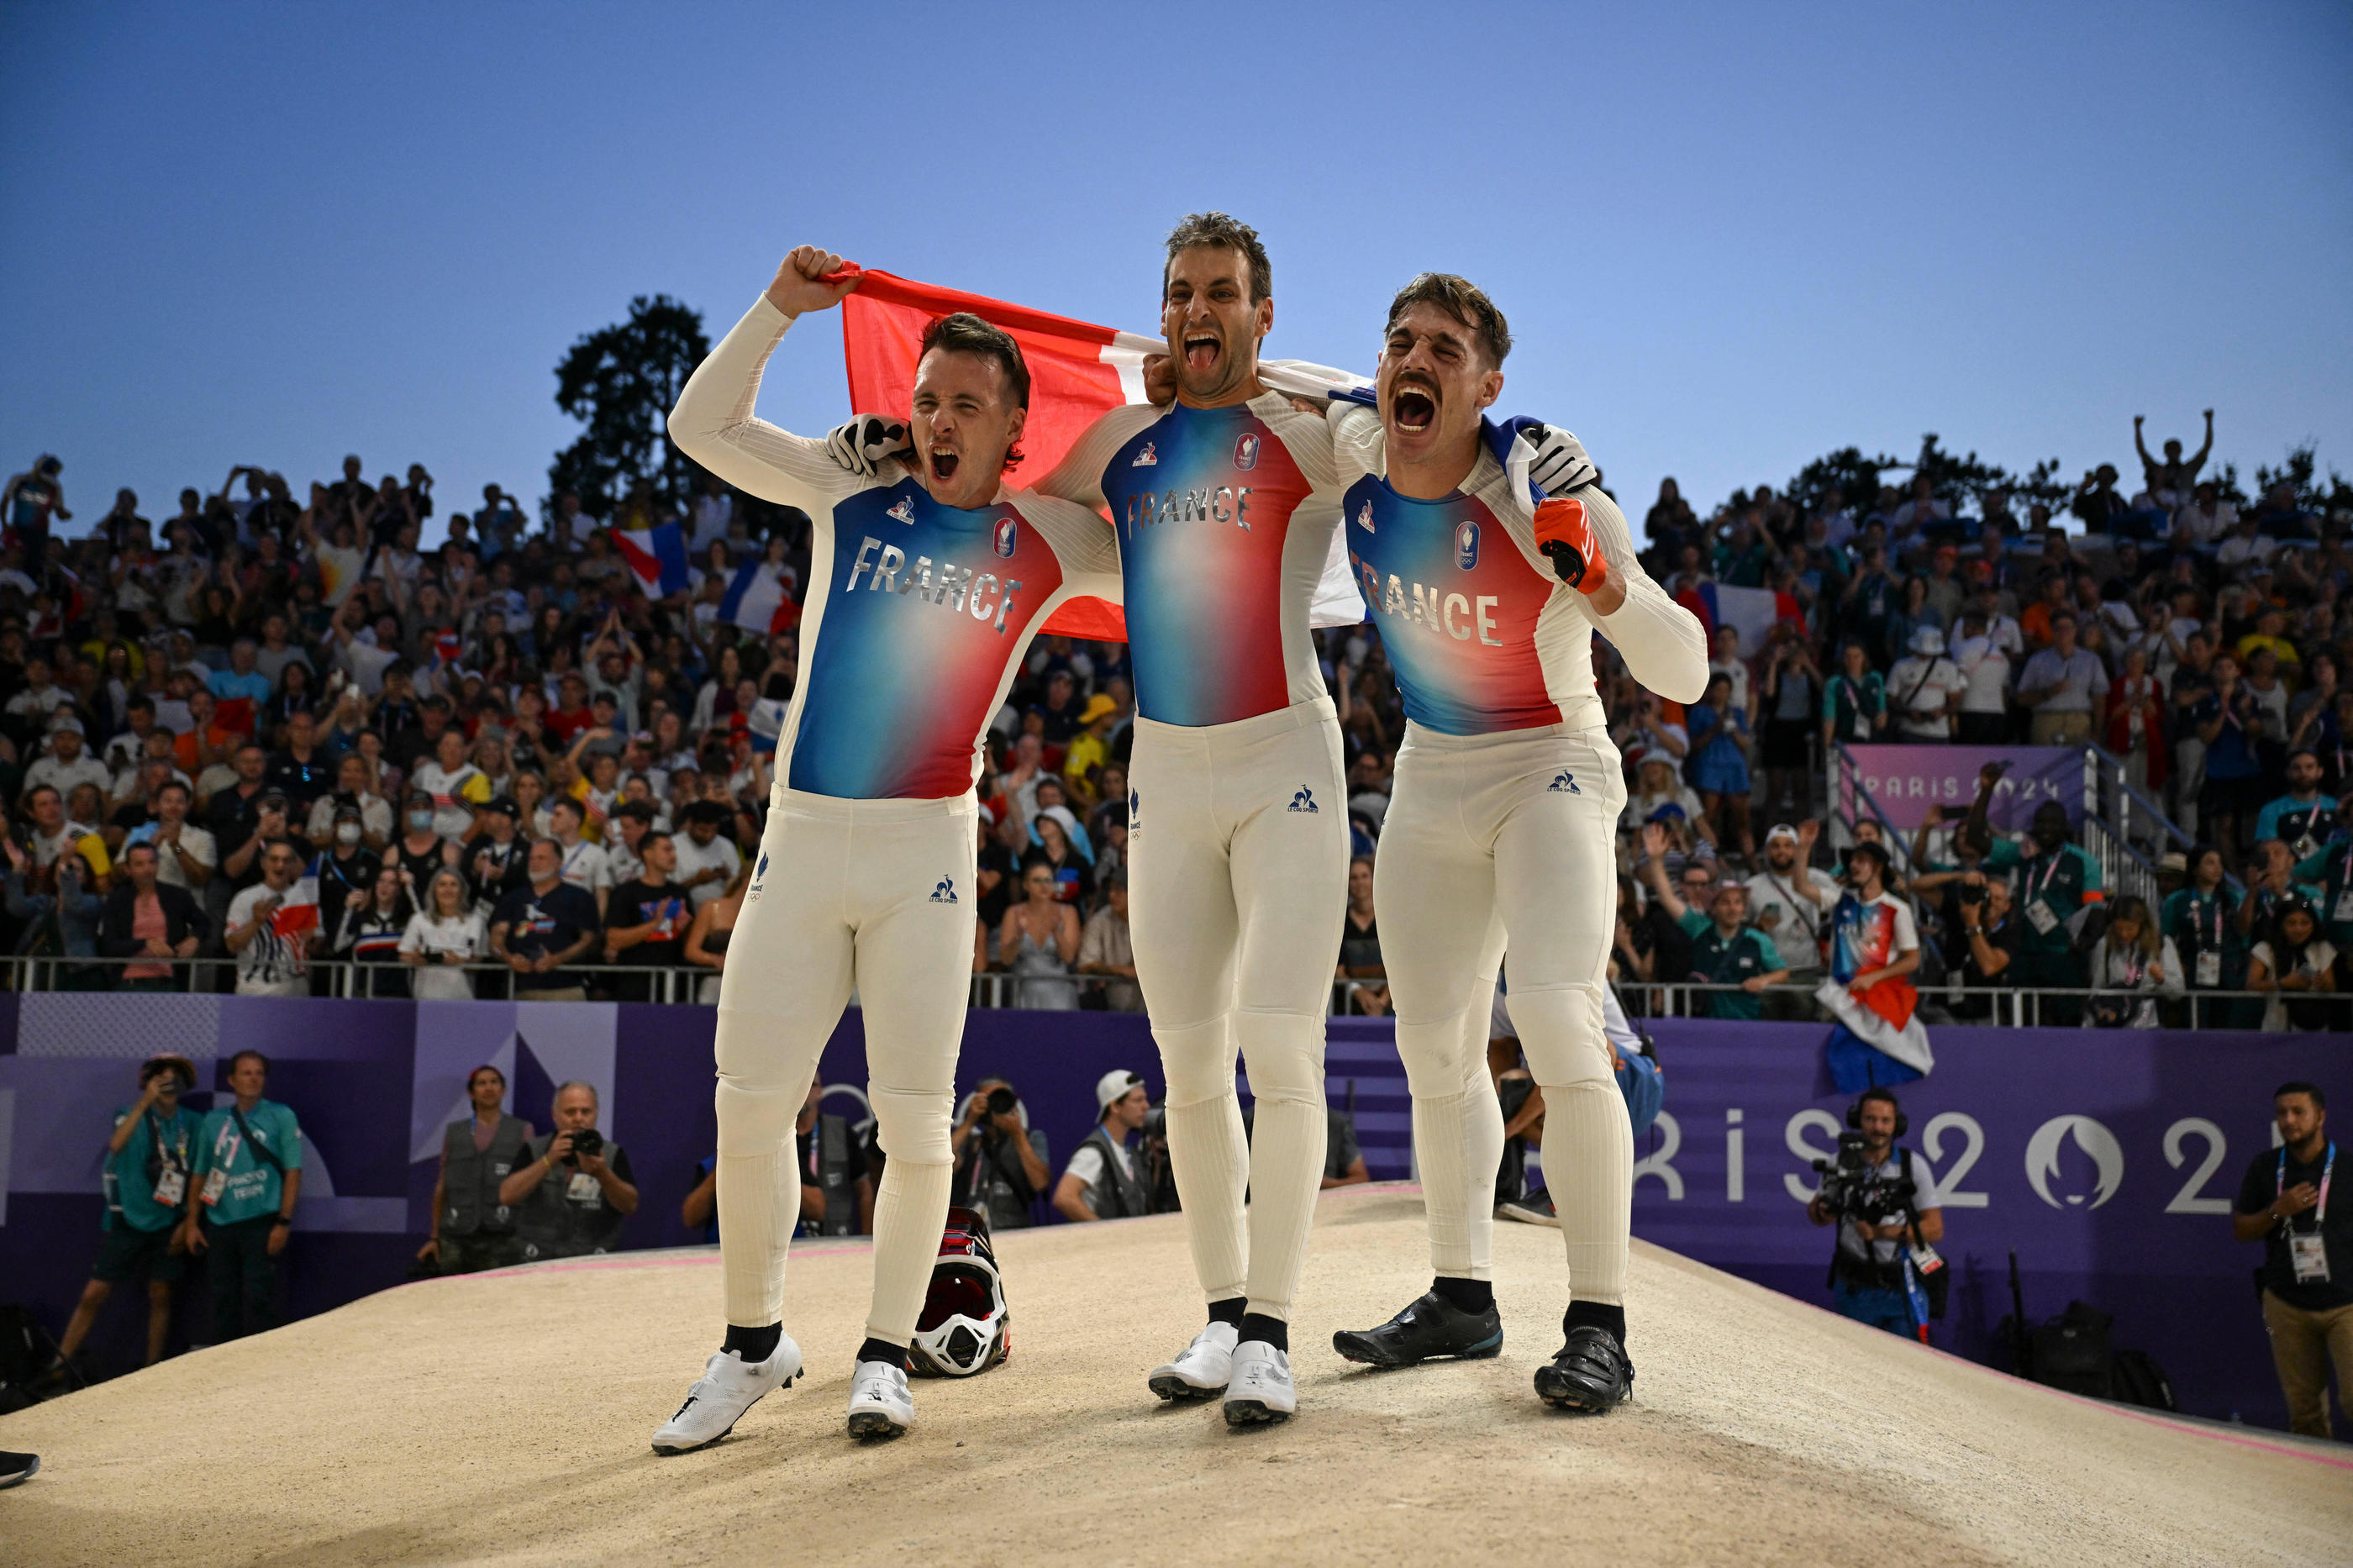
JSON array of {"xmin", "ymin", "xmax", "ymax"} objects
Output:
[
  {"xmin": 1128, "ymin": 697, "xmax": 1350, "ymax": 1323},
  {"xmin": 1375, "ymin": 722, "xmax": 1632, "ymax": 1309},
  {"xmin": 713, "ymin": 789, "xmax": 976, "ymax": 1348}
]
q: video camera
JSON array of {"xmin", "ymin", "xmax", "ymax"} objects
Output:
[{"xmin": 1811, "ymin": 1132, "xmax": 1917, "ymax": 1229}]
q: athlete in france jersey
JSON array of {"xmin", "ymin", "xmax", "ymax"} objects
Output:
[
  {"xmin": 675, "ymin": 295, "xmax": 1123, "ymax": 795},
  {"xmin": 653, "ymin": 266, "xmax": 1122, "ymax": 1455},
  {"xmin": 1038, "ymin": 393, "xmax": 1345, "ymax": 726},
  {"xmin": 1320, "ymin": 278, "xmax": 1703, "ymax": 1418},
  {"xmin": 1330, "ymin": 407, "xmax": 1706, "ymax": 733}
]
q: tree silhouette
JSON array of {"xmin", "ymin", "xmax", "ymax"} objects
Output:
[{"xmin": 547, "ymin": 295, "xmax": 710, "ymax": 524}]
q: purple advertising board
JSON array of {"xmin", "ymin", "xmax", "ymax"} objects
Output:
[
  {"xmin": 1841, "ymin": 744, "xmax": 2087, "ymax": 830},
  {"xmin": 1, "ymin": 997, "xmax": 2340, "ymax": 1435}
]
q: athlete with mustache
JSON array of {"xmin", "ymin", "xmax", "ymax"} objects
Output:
[
  {"xmin": 1320, "ymin": 274, "xmax": 1705, "ymax": 1414},
  {"xmin": 650, "ymin": 245, "xmax": 1121, "ymax": 1451}
]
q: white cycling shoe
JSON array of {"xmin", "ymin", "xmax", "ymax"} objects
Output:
[
  {"xmin": 1147, "ymin": 1320, "xmax": 1239, "ymax": 1402},
  {"xmin": 846, "ymin": 1359, "xmax": 914, "ymax": 1439},
  {"xmin": 650, "ymin": 1337, "xmax": 803, "ymax": 1454},
  {"xmin": 1223, "ymin": 1340, "xmax": 1297, "ymax": 1427}
]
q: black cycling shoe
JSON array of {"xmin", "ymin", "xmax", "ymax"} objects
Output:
[
  {"xmin": 1534, "ymin": 1325, "xmax": 1634, "ymax": 1413},
  {"xmin": 1332, "ymin": 1291, "xmax": 1504, "ymax": 1368}
]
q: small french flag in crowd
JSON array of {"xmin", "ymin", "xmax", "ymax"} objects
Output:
[
  {"xmin": 614, "ymin": 522, "xmax": 691, "ymax": 599},
  {"xmin": 1676, "ymin": 581, "xmax": 1802, "ymax": 658},
  {"xmin": 719, "ymin": 559, "xmax": 797, "ymax": 635}
]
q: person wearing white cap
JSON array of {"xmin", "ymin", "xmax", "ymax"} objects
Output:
[
  {"xmin": 1744, "ymin": 821, "xmax": 1840, "ymax": 1018},
  {"xmin": 24, "ymin": 714, "xmax": 113, "ymax": 803},
  {"xmin": 1886, "ymin": 625, "xmax": 1966, "ymax": 742},
  {"xmin": 1055, "ymin": 1071, "xmax": 1153, "ymax": 1223}
]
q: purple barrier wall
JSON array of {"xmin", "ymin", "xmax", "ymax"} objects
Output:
[{"xmin": 2, "ymin": 998, "xmax": 2338, "ymax": 1434}]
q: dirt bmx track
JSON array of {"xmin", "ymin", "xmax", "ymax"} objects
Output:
[{"xmin": 4, "ymin": 1183, "xmax": 2345, "ymax": 1566}]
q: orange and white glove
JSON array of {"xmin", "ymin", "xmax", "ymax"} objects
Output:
[{"xmin": 1534, "ymin": 497, "xmax": 1611, "ymax": 597}]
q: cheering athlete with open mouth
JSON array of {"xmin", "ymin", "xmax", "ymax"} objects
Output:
[
  {"xmin": 1021, "ymin": 213, "xmax": 1357, "ymax": 1426},
  {"xmin": 650, "ymin": 245, "xmax": 1120, "ymax": 1451},
  {"xmin": 1320, "ymin": 275, "xmax": 1706, "ymax": 1412}
]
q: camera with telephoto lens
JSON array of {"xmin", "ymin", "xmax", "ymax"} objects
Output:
[
  {"xmin": 564, "ymin": 1128, "xmax": 603, "ymax": 1161},
  {"xmin": 985, "ymin": 1086, "xmax": 1018, "ymax": 1118},
  {"xmin": 1956, "ymin": 881, "xmax": 1986, "ymax": 909},
  {"xmin": 1812, "ymin": 1132, "xmax": 1915, "ymax": 1227}
]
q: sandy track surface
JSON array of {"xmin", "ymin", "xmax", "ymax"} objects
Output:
[{"xmin": 3, "ymin": 1184, "xmax": 2345, "ymax": 1566}]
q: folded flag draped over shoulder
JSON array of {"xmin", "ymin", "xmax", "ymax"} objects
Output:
[
  {"xmin": 718, "ymin": 557, "xmax": 798, "ymax": 636},
  {"xmin": 1677, "ymin": 581, "xmax": 1802, "ymax": 660},
  {"xmin": 614, "ymin": 522, "xmax": 691, "ymax": 599},
  {"xmin": 1815, "ymin": 890, "xmax": 1934, "ymax": 1093},
  {"xmin": 834, "ymin": 266, "xmax": 1370, "ymax": 640}
]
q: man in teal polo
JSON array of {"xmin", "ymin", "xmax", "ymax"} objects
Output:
[
  {"xmin": 53, "ymin": 1054, "xmax": 203, "ymax": 1373},
  {"xmin": 181, "ymin": 1049, "xmax": 303, "ymax": 1342},
  {"xmin": 1678, "ymin": 882, "xmax": 1790, "ymax": 1020}
]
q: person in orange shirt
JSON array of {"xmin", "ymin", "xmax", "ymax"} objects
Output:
[{"xmin": 171, "ymin": 688, "xmax": 241, "ymax": 780}]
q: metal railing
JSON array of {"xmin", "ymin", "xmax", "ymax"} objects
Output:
[
  {"xmin": 1613, "ymin": 978, "xmax": 2303, "ymax": 1029},
  {"xmin": 0, "ymin": 955, "xmax": 2308, "ymax": 1029}
]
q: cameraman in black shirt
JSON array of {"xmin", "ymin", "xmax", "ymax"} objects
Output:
[{"xmin": 2233, "ymin": 1081, "xmax": 2351, "ymax": 1438}]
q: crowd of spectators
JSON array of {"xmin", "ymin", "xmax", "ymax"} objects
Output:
[{"xmin": 1, "ymin": 410, "xmax": 2343, "ymax": 1025}]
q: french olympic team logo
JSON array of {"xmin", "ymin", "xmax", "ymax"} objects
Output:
[
  {"xmin": 886, "ymin": 497, "xmax": 916, "ymax": 524},
  {"xmin": 994, "ymin": 515, "xmax": 1019, "ymax": 558},
  {"xmin": 1234, "ymin": 433, "xmax": 1261, "ymax": 471},
  {"xmin": 1455, "ymin": 519, "xmax": 1480, "ymax": 570}
]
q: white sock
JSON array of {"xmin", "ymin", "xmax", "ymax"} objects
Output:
[
  {"xmin": 716, "ymin": 1149, "xmax": 797, "ymax": 1327},
  {"xmin": 1541, "ymin": 1078, "xmax": 1633, "ymax": 1307},
  {"xmin": 1236, "ymin": 1011, "xmax": 1328, "ymax": 1321},
  {"xmin": 1165, "ymin": 1092, "xmax": 1250, "ymax": 1305},
  {"xmin": 863, "ymin": 1158, "xmax": 954, "ymax": 1347},
  {"xmin": 1413, "ymin": 1076, "xmax": 1503, "ymax": 1280}
]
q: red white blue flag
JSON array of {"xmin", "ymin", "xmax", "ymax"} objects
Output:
[{"xmin": 613, "ymin": 522, "xmax": 691, "ymax": 600}]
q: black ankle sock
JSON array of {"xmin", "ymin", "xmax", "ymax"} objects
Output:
[
  {"xmin": 1431, "ymin": 1276, "xmax": 1495, "ymax": 1313},
  {"xmin": 723, "ymin": 1323, "xmax": 782, "ymax": 1363},
  {"xmin": 1564, "ymin": 1301, "xmax": 1626, "ymax": 1347},
  {"xmin": 1237, "ymin": 1312, "xmax": 1289, "ymax": 1353},
  {"xmin": 855, "ymin": 1337, "xmax": 908, "ymax": 1368},
  {"xmin": 1207, "ymin": 1296, "xmax": 1247, "ymax": 1328}
]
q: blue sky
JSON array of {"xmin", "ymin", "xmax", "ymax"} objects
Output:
[{"xmin": 3, "ymin": 2, "xmax": 2346, "ymax": 540}]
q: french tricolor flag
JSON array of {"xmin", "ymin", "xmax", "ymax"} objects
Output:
[
  {"xmin": 1675, "ymin": 581, "xmax": 1802, "ymax": 659},
  {"xmin": 719, "ymin": 558, "xmax": 797, "ymax": 635},
  {"xmin": 613, "ymin": 522, "xmax": 691, "ymax": 600}
]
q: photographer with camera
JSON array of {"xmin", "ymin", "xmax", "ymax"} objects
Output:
[
  {"xmin": 1055, "ymin": 1071, "xmax": 1152, "ymax": 1223},
  {"xmin": 1806, "ymin": 1088, "xmax": 1945, "ymax": 1339},
  {"xmin": 503, "ymin": 1081, "xmax": 638, "ymax": 1261},
  {"xmin": 950, "ymin": 1077, "xmax": 1051, "ymax": 1232}
]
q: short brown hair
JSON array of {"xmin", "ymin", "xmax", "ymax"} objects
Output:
[
  {"xmin": 1385, "ymin": 273, "xmax": 1511, "ymax": 366},
  {"xmin": 1164, "ymin": 212, "xmax": 1271, "ymax": 303},
  {"xmin": 919, "ymin": 312, "xmax": 1030, "ymax": 471},
  {"xmin": 919, "ymin": 312, "xmax": 1030, "ymax": 411}
]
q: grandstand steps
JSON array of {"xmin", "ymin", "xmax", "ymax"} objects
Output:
[{"xmin": 3, "ymin": 1184, "xmax": 2344, "ymax": 1567}]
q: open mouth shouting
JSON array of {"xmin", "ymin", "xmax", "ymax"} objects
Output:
[
  {"xmin": 1390, "ymin": 376, "xmax": 1439, "ymax": 434},
  {"xmin": 1182, "ymin": 329, "xmax": 1222, "ymax": 376},
  {"xmin": 929, "ymin": 443, "xmax": 961, "ymax": 483}
]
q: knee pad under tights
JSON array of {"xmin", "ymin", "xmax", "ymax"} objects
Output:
[
  {"xmin": 1504, "ymin": 983, "xmax": 1612, "ymax": 1090},
  {"xmin": 869, "ymin": 1085, "xmax": 953, "ymax": 1165}
]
